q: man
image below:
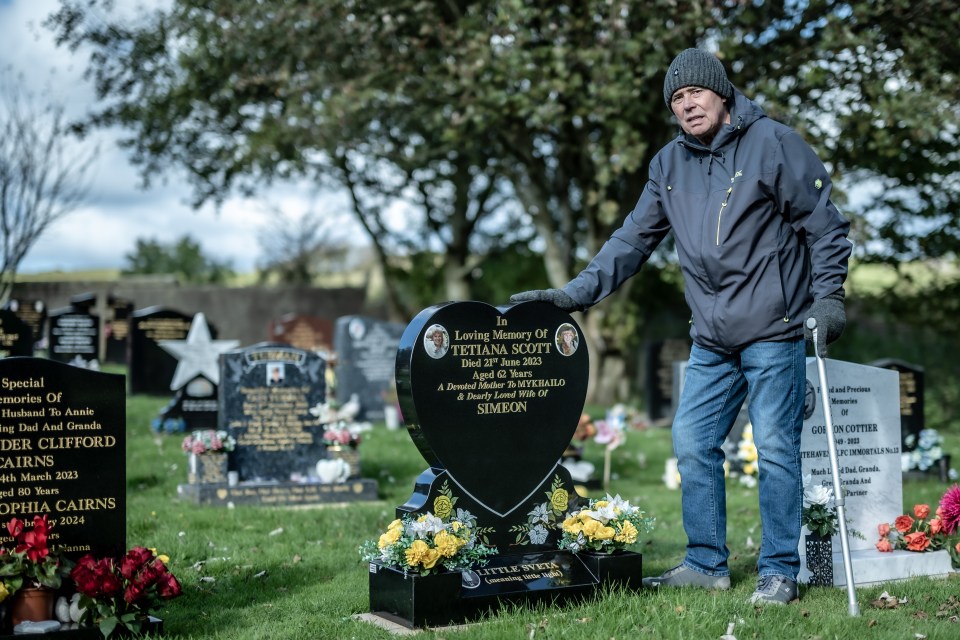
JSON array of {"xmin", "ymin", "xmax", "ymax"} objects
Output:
[{"xmin": 512, "ymin": 48, "xmax": 851, "ymax": 605}]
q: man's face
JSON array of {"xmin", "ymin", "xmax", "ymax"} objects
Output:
[{"xmin": 670, "ymin": 86, "xmax": 730, "ymax": 145}]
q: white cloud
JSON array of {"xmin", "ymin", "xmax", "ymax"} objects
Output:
[{"xmin": 1, "ymin": 0, "xmax": 362, "ymax": 275}]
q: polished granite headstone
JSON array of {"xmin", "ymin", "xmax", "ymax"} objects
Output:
[
  {"xmin": 178, "ymin": 342, "xmax": 377, "ymax": 505},
  {"xmin": 333, "ymin": 315, "xmax": 405, "ymax": 421},
  {"xmin": 797, "ymin": 358, "xmax": 952, "ymax": 586},
  {"xmin": 46, "ymin": 306, "xmax": 100, "ymax": 365},
  {"xmin": 0, "ymin": 310, "xmax": 33, "ymax": 358},
  {"xmin": 369, "ymin": 301, "xmax": 640, "ymax": 628},
  {"xmin": 128, "ymin": 307, "xmax": 196, "ymax": 395},
  {"xmin": 0, "ymin": 358, "xmax": 125, "ymax": 559},
  {"xmin": 2, "ymin": 299, "xmax": 46, "ymax": 346},
  {"xmin": 868, "ymin": 358, "xmax": 924, "ymax": 452},
  {"xmin": 104, "ymin": 296, "xmax": 134, "ymax": 365},
  {"xmin": 643, "ymin": 338, "xmax": 689, "ymax": 424}
]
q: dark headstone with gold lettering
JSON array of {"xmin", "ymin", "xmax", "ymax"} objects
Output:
[
  {"xmin": 333, "ymin": 315, "xmax": 405, "ymax": 422},
  {"xmin": 0, "ymin": 357, "xmax": 125, "ymax": 559},
  {"xmin": 104, "ymin": 296, "xmax": 135, "ymax": 365},
  {"xmin": 177, "ymin": 342, "xmax": 378, "ymax": 505},
  {"xmin": 868, "ymin": 358, "xmax": 924, "ymax": 451},
  {"xmin": 368, "ymin": 301, "xmax": 640, "ymax": 629},
  {"xmin": 128, "ymin": 307, "xmax": 196, "ymax": 395},
  {"xmin": 2, "ymin": 299, "xmax": 46, "ymax": 347},
  {"xmin": 0, "ymin": 310, "xmax": 33, "ymax": 358}
]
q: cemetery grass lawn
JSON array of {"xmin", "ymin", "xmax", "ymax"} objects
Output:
[{"xmin": 124, "ymin": 395, "xmax": 960, "ymax": 640}]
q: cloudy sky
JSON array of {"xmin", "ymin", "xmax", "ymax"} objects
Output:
[{"xmin": 1, "ymin": 0, "xmax": 355, "ymax": 275}]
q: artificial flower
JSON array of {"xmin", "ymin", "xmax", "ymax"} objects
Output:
[
  {"xmin": 559, "ymin": 494, "xmax": 655, "ymax": 554},
  {"xmin": 360, "ymin": 511, "xmax": 497, "ymax": 577},
  {"xmin": 940, "ymin": 484, "xmax": 960, "ymax": 534}
]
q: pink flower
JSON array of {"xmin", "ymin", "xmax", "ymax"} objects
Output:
[
  {"xmin": 905, "ymin": 531, "xmax": 930, "ymax": 552},
  {"xmin": 929, "ymin": 518, "xmax": 943, "ymax": 535},
  {"xmin": 913, "ymin": 504, "xmax": 930, "ymax": 520},
  {"xmin": 894, "ymin": 515, "xmax": 915, "ymax": 533},
  {"xmin": 875, "ymin": 538, "xmax": 893, "ymax": 553},
  {"xmin": 877, "ymin": 522, "xmax": 891, "ymax": 537},
  {"xmin": 938, "ymin": 484, "xmax": 960, "ymax": 535}
]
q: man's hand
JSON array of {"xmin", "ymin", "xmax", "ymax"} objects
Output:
[
  {"xmin": 509, "ymin": 289, "xmax": 582, "ymax": 312},
  {"xmin": 804, "ymin": 290, "xmax": 845, "ymax": 356}
]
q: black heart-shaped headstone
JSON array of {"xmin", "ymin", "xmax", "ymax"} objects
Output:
[{"xmin": 396, "ymin": 301, "xmax": 588, "ymax": 517}]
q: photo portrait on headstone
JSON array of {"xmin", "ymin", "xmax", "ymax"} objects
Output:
[{"xmin": 423, "ymin": 324, "xmax": 449, "ymax": 359}]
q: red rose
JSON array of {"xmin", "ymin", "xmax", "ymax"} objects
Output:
[
  {"xmin": 121, "ymin": 547, "xmax": 154, "ymax": 579},
  {"xmin": 913, "ymin": 504, "xmax": 930, "ymax": 520},
  {"xmin": 929, "ymin": 518, "xmax": 943, "ymax": 535},
  {"xmin": 877, "ymin": 523, "xmax": 891, "ymax": 537},
  {"xmin": 875, "ymin": 538, "xmax": 893, "ymax": 552},
  {"xmin": 157, "ymin": 573, "xmax": 183, "ymax": 599},
  {"xmin": 124, "ymin": 583, "xmax": 146, "ymax": 605},
  {"xmin": 905, "ymin": 531, "xmax": 930, "ymax": 552},
  {"xmin": 894, "ymin": 515, "xmax": 914, "ymax": 533},
  {"xmin": 101, "ymin": 571, "xmax": 124, "ymax": 598}
]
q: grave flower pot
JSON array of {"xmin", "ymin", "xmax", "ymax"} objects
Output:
[
  {"xmin": 326, "ymin": 445, "xmax": 361, "ymax": 479},
  {"xmin": 368, "ymin": 561, "xmax": 463, "ymax": 629},
  {"xmin": 188, "ymin": 453, "xmax": 229, "ymax": 484},
  {"xmin": 10, "ymin": 587, "xmax": 56, "ymax": 625},
  {"xmin": 804, "ymin": 531, "xmax": 834, "ymax": 586}
]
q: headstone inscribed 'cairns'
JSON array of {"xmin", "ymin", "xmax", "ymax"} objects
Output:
[
  {"xmin": 220, "ymin": 343, "xmax": 328, "ymax": 482},
  {"xmin": 128, "ymin": 307, "xmax": 195, "ymax": 395},
  {"xmin": 47, "ymin": 305, "xmax": 100, "ymax": 366},
  {"xmin": 0, "ymin": 358, "xmax": 126, "ymax": 558},
  {"xmin": 0, "ymin": 310, "xmax": 34, "ymax": 358},
  {"xmin": 333, "ymin": 315, "xmax": 405, "ymax": 421}
]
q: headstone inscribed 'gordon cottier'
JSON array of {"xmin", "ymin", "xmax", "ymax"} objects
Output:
[
  {"xmin": 0, "ymin": 358, "xmax": 126, "ymax": 558},
  {"xmin": 220, "ymin": 343, "xmax": 327, "ymax": 482},
  {"xmin": 333, "ymin": 315, "xmax": 405, "ymax": 421}
]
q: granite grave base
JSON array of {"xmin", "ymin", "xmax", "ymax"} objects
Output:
[
  {"xmin": 368, "ymin": 550, "xmax": 642, "ymax": 629},
  {"xmin": 797, "ymin": 547, "xmax": 954, "ymax": 587},
  {"xmin": 177, "ymin": 479, "xmax": 379, "ymax": 506}
]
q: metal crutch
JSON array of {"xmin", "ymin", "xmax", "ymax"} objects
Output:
[{"xmin": 808, "ymin": 317, "xmax": 860, "ymax": 617}]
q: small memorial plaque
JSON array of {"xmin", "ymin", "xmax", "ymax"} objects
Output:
[
  {"xmin": 0, "ymin": 358, "xmax": 126, "ymax": 558},
  {"xmin": 333, "ymin": 316, "xmax": 405, "ymax": 421},
  {"xmin": 220, "ymin": 343, "xmax": 327, "ymax": 481}
]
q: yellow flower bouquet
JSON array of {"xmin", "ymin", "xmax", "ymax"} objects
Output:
[
  {"xmin": 560, "ymin": 494, "xmax": 655, "ymax": 554},
  {"xmin": 360, "ymin": 512, "xmax": 498, "ymax": 577}
]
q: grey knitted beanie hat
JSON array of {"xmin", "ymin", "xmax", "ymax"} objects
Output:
[{"xmin": 663, "ymin": 48, "xmax": 733, "ymax": 107}]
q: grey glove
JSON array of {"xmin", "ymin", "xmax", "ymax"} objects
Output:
[
  {"xmin": 804, "ymin": 290, "xmax": 845, "ymax": 356},
  {"xmin": 509, "ymin": 289, "xmax": 582, "ymax": 312}
]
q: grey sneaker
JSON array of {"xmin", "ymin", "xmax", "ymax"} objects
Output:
[
  {"xmin": 641, "ymin": 564, "xmax": 731, "ymax": 590},
  {"xmin": 749, "ymin": 575, "xmax": 798, "ymax": 605}
]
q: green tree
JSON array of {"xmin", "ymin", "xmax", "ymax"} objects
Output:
[
  {"xmin": 48, "ymin": 1, "xmax": 960, "ymax": 402},
  {"xmin": 122, "ymin": 234, "xmax": 234, "ymax": 284}
]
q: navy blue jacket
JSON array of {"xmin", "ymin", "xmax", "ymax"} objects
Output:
[{"xmin": 564, "ymin": 89, "xmax": 851, "ymax": 353}]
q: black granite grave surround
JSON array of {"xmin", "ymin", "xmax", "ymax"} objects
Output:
[{"xmin": 370, "ymin": 301, "xmax": 642, "ymax": 628}]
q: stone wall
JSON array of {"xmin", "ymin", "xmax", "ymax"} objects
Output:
[{"xmin": 11, "ymin": 280, "xmax": 382, "ymax": 354}]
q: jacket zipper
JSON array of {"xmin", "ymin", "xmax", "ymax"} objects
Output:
[{"xmin": 716, "ymin": 187, "xmax": 732, "ymax": 245}]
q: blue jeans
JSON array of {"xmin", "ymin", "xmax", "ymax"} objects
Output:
[{"xmin": 672, "ymin": 338, "xmax": 805, "ymax": 580}]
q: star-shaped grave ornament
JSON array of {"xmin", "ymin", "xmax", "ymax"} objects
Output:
[{"xmin": 158, "ymin": 312, "xmax": 239, "ymax": 390}]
